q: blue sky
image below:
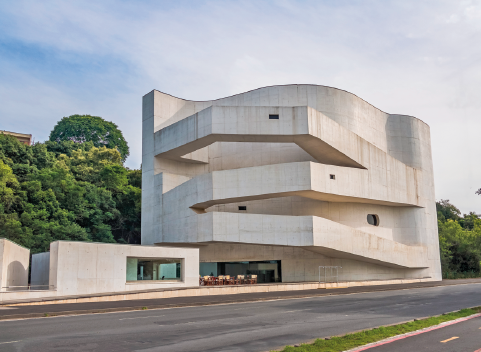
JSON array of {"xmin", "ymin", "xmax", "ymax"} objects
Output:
[{"xmin": 1, "ymin": 0, "xmax": 481, "ymax": 213}]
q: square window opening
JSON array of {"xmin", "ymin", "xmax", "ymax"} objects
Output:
[
  {"xmin": 330, "ymin": 174, "xmax": 335, "ymax": 180},
  {"xmin": 126, "ymin": 258, "xmax": 182, "ymax": 282}
]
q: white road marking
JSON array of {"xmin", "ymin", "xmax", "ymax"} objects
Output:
[
  {"xmin": 0, "ymin": 340, "xmax": 19, "ymax": 345},
  {"xmin": 119, "ymin": 315, "xmax": 165, "ymax": 320}
]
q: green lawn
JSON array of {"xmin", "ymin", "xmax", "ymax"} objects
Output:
[{"xmin": 276, "ymin": 307, "xmax": 481, "ymax": 352}]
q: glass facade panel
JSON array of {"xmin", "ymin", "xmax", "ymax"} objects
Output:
[
  {"xmin": 200, "ymin": 260, "xmax": 281, "ymax": 283},
  {"xmin": 126, "ymin": 258, "xmax": 181, "ymax": 281}
]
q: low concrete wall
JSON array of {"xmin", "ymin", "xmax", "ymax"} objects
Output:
[
  {"xmin": 0, "ymin": 277, "xmax": 437, "ymax": 305},
  {"xmin": 0, "ymin": 239, "xmax": 29, "ymax": 290},
  {"xmin": 31, "ymin": 252, "xmax": 50, "ymax": 286}
]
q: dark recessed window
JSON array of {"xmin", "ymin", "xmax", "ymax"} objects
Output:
[
  {"xmin": 269, "ymin": 114, "xmax": 279, "ymax": 119},
  {"xmin": 330, "ymin": 174, "xmax": 335, "ymax": 180},
  {"xmin": 367, "ymin": 214, "xmax": 379, "ymax": 226},
  {"xmin": 238, "ymin": 206, "xmax": 247, "ymax": 211}
]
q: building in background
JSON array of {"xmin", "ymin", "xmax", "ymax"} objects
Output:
[
  {"xmin": 142, "ymin": 84, "xmax": 441, "ymax": 284},
  {"xmin": 1, "ymin": 130, "xmax": 32, "ymax": 145}
]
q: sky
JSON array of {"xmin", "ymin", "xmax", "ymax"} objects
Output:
[{"xmin": 0, "ymin": 0, "xmax": 481, "ymax": 213}]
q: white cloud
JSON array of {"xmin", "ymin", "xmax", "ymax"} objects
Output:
[{"xmin": 1, "ymin": 0, "xmax": 481, "ymax": 212}]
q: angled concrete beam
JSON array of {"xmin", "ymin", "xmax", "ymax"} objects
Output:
[
  {"xmin": 162, "ymin": 161, "xmax": 421, "ymax": 210},
  {"xmin": 154, "ymin": 106, "xmax": 369, "ymax": 168},
  {"xmin": 192, "ymin": 212, "xmax": 428, "ymax": 268}
]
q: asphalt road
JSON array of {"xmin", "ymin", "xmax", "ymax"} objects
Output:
[
  {"xmin": 0, "ymin": 283, "xmax": 480, "ymax": 352},
  {"xmin": 367, "ymin": 314, "xmax": 481, "ymax": 352}
]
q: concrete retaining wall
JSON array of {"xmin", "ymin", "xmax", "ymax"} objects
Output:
[{"xmin": 0, "ymin": 238, "xmax": 29, "ymax": 290}]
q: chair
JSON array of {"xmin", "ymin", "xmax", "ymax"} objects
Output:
[
  {"xmin": 236, "ymin": 275, "xmax": 245, "ymax": 285},
  {"xmin": 203, "ymin": 276, "xmax": 211, "ymax": 286},
  {"xmin": 248, "ymin": 275, "xmax": 257, "ymax": 284},
  {"xmin": 218, "ymin": 275, "xmax": 224, "ymax": 285},
  {"xmin": 224, "ymin": 275, "xmax": 233, "ymax": 285}
]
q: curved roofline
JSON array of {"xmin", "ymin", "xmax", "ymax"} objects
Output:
[{"xmin": 144, "ymin": 84, "xmax": 428, "ymax": 126}]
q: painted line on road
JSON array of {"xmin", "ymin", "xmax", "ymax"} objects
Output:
[
  {"xmin": 441, "ymin": 336, "xmax": 458, "ymax": 343},
  {"xmin": 119, "ymin": 315, "xmax": 165, "ymax": 320},
  {"xmin": 0, "ymin": 340, "xmax": 19, "ymax": 345},
  {"xmin": 346, "ymin": 313, "xmax": 481, "ymax": 351}
]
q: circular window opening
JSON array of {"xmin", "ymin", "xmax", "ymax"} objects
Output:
[{"xmin": 367, "ymin": 214, "xmax": 379, "ymax": 226}]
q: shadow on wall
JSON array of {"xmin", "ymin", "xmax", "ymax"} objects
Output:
[
  {"xmin": 386, "ymin": 114, "xmax": 423, "ymax": 170},
  {"xmin": 6, "ymin": 260, "xmax": 28, "ymax": 289}
]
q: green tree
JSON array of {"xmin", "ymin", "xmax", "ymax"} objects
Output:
[
  {"xmin": 0, "ymin": 130, "xmax": 141, "ymax": 253},
  {"xmin": 438, "ymin": 219, "xmax": 481, "ymax": 274},
  {"xmin": 49, "ymin": 114, "xmax": 129, "ymax": 162},
  {"xmin": 436, "ymin": 199, "xmax": 461, "ymax": 222}
]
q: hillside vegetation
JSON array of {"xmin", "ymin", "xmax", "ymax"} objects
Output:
[
  {"xmin": 0, "ymin": 116, "xmax": 140, "ymax": 254},
  {"xmin": 437, "ymin": 199, "xmax": 481, "ymax": 278}
]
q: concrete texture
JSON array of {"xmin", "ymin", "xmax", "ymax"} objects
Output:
[
  {"xmin": 0, "ymin": 238, "xmax": 29, "ymax": 290},
  {"xmin": 30, "ymin": 252, "xmax": 50, "ymax": 286},
  {"xmin": 48, "ymin": 241, "xmax": 199, "ymax": 296},
  {"xmin": 0, "ymin": 282, "xmax": 480, "ymax": 352},
  {"xmin": 142, "ymin": 84, "xmax": 441, "ymax": 282}
]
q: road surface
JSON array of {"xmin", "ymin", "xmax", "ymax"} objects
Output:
[
  {"xmin": 0, "ymin": 283, "xmax": 480, "ymax": 352},
  {"xmin": 366, "ymin": 313, "xmax": 481, "ymax": 351}
]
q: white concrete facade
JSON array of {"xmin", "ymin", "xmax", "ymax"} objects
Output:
[
  {"xmin": 47, "ymin": 241, "xmax": 199, "ymax": 296},
  {"xmin": 0, "ymin": 238, "xmax": 29, "ymax": 290},
  {"xmin": 142, "ymin": 84, "xmax": 441, "ymax": 282}
]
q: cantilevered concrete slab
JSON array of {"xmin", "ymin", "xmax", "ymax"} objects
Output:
[{"xmin": 142, "ymin": 84, "xmax": 441, "ymax": 283}]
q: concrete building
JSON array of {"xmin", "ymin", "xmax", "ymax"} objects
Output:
[
  {"xmin": 142, "ymin": 84, "xmax": 441, "ymax": 283},
  {"xmin": 1, "ymin": 130, "xmax": 32, "ymax": 145}
]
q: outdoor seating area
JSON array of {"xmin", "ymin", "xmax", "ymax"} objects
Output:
[{"xmin": 200, "ymin": 275, "xmax": 257, "ymax": 286}]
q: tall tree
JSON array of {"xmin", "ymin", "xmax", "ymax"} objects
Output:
[{"xmin": 49, "ymin": 114, "xmax": 130, "ymax": 162}]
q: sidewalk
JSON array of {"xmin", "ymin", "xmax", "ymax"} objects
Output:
[{"xmin": 0, "ymin": 279, "xmax": 480, "ymax": 321}]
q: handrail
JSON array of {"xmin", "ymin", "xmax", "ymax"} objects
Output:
[{"xmin": 319, "ymin": 266, "xmax": 342, "ymax": 284}]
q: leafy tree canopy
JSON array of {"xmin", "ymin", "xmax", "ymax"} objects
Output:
[
  {"xmin": 436, "ymin": 199, "xmax": 461, "ymax": 222},
  {"xmin": 437, "ymin": 200, "xmax": 481, "ymax": 277},
  {"xmin": 49, "ymin": 114, "xmax": 130, "ymax": 162},
  {"xmin": 0, "ymin": 132, "xmax": 140, "ymax": 254}
]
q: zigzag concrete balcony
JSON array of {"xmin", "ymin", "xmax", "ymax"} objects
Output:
[
  {"xmin": 154, "ymin": 106, "xmax": 370, "ymax": 169},
  {"xmin": 186, "ymin": 212, "xmax": 428, "ymax": 269},
  {"xmin": 158, "ymin": 160, "xmax": 426, "ymax": 268},
  {"xmin": 176, "ymin": 161, "xmax": 421, "ymax": 212}
]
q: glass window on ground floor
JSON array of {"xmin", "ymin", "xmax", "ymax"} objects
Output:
[
  {"xmin": 126, "ymin": 258, "xmax": 182, "ymax": 282},
  {"xmin": 199, "ymin": 260, "xmax": 281, "ymax": 283}
]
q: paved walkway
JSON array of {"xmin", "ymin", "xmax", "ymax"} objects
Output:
[{"xmin": 0, "ymin": 279, "xmax": 480, "ymax": 321}]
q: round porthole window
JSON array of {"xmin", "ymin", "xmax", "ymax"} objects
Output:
[{"xmin": 367, "ymin": 214, "xmax": 379, "ymax": 226}]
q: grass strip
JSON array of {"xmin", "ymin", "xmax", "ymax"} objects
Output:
[{"xmin": 277, "ymin": 306, "xmax": 481, "ymax": 352}]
